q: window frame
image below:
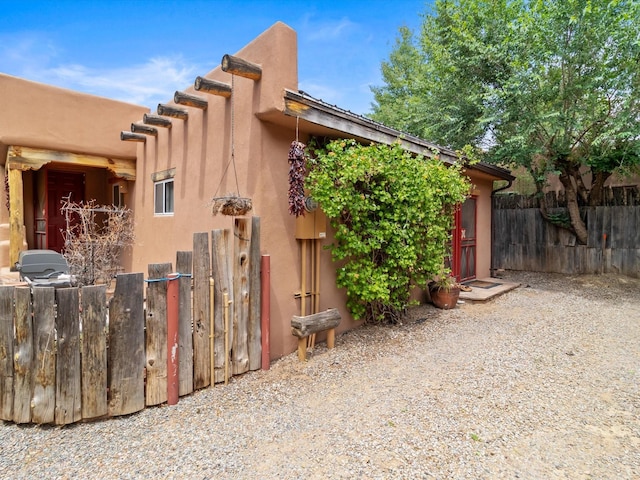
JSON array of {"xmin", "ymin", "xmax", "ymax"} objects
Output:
[
  {"xmin": 112, "ymin": 184, "xmax": 125, "ymax": 208},
  {"xmin": 154, "ymin": 178, "xmax": 174, "ymax": 216}
]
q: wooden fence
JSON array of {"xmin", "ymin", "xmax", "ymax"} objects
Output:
[
  {"xmin": 492, "ymin": 192, "xmax": 640, "ymax": 277},
  {"xmin": 0, "ymin": 217, "xmax": 262, "ymax": 425}
]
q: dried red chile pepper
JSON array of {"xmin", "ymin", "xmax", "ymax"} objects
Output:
[{"xmin": 288, "ymin": 141, "xmax": 307, "ymax": 217}]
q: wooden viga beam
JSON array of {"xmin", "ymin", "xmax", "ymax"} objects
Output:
[
  {"xmin": 157, "ymin": 103, "xmax": 189, "ymax": 120},
  {"xmin": 143, "ymin": 113, "xmax": 172, "ymax": 128},
  {"xmin": 121, "ymin": 131, "xmax": 146, "ymax": 142},
  {"xmin": 131, "ymin": 123, "xmax": 158, "ymax": 136},
  {"xmin": 194, "ymin": 76, "xmax": 232, "ymax": 98},
  {"xmin": 221, "ymin": 54, "xmax": 262, "ymax": 81},
  {"xmin": 174, "ymin": 91, "xmax": 208, "ymax": 110}
]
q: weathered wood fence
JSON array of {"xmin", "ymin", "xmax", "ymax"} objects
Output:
[
  {"xmin": 493, "ymin": 192, "xmax": 640, "ymax": 277},
  {"xmin": 0, "ymin": 217, "xmax": 262, "ymax": 425}
]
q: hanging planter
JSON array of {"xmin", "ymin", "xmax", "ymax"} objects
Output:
[
  {"xmin": 210, "ymin": 194, "xmax": 252, "ymax": 216},
  {"xmin": 209, "ymin": 74, "xmax": 253, "ymax": 217}
]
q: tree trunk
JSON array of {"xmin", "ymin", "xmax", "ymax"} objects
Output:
[
  {"xmin": 588, "ymin": 170, "xmax": 612, "ymax": 206},
  {"xmin": 536, "ymin": 179, "xmax": 571, "ymax": 234},
  {"xmin": 568, "ymin": 163, "xmax": 589, "ymax": 205},
  {"xmin": 559, "ymin": 171, "xmax": 588, "ymax": 244}
]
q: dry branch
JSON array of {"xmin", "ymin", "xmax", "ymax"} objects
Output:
[{"xmin": 61, "ymin": 196, "xmax": 134, "ymax": 286}]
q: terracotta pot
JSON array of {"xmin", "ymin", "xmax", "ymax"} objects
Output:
[{"xmin": 429, "ymin": 287, "xmax": 460, "ymax": 310}]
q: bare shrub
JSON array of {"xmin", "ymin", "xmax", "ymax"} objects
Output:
[{"xmin": 61, "ymin": 196, "xmax": 134, "ymax": 287}]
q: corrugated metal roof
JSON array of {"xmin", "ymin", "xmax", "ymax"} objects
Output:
[{"xmin": 283, "ymin": 88, "xmax": 514, "ymax": 182}]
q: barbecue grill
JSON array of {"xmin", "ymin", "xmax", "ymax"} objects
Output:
[{"xmin": 15, "ymin": 249, "xmax": 75, "ymax": 288}]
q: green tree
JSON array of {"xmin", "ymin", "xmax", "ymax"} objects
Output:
[
  {"xmin": 306, "ymin": 140, "xmax": 469, "ymax": 323},
  {"xmin": 372, "ymin": 0, "xmax": 640, "ymax": 244}
]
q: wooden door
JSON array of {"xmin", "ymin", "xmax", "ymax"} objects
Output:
[
  {"xmin": 46, "ymin": 170, "xmax": 85, "ymax": 252},
  {"xmin": 452, "ymin": 197, "xmax": 477, "ymax": 282}
]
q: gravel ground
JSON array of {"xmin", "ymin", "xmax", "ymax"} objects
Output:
[{"xmin": 1, "ymin": 271, "xmax": 639, "ymax": 479}]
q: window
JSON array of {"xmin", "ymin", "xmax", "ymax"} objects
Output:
[
  {"xmin": 154, "ymin": 179, "xmax": 174, "ymax": 215},
  {"xmin": 152, "ymin": 168, "xmax": 176, "ymax": 216},
  {"xmin": 113, "ymin": 184, "xmax": 125, "ymax": 207}
]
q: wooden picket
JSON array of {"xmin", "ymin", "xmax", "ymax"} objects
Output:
[
  {"xmin": 108, "ymin": 272, "xmax": 145, "ymax": 416},
  {"xmin": 81, "ymin": 285, "xmax": 107, "ymax": 420},
  {"xmin": 12, "ymin": 287, "xmax": 32, "ymax": 424},
  {"xmin": 55, "ymin": 288, "xmax": 81, "ymax": 425},
  {"xmin": 233, "ymin": 218, "xmax": 250, "ymax": 375},
  {"xmin": 248, "ymin": 216, "xmax": 262, "ymax": 371},
  {"xmin": 0, "ymin": 220, "xmax": 264, "ymax": 426},
  {"xmin": 0, "ymin": 286, "xmax": 14, "ymax": 421},
  {"xmin": 176, "ymin": 251, "xmax": 194, "ymax": 396},
  {"xmin": 146, "ymin": 263, "xmax": 171, "ymax": 406},
  {"xmin": 192, "ymin": 232, "xmax": 211, "ymax": 389},
  {"xmin": 32, "ymin": 287, "xmax": 56, "ymax": 424},
  {"xmin": 211, "ymin": 228, "xmax": 232, "ymax": 384}
]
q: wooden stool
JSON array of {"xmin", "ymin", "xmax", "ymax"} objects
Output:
[{"xmin": 291, "ymin": 308, "xmax": 341, "ymax": 361}]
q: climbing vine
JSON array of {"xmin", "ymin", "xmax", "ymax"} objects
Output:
[{"xmin": 306, "ymin": 139, "xmax": 470, "ymax": 323}]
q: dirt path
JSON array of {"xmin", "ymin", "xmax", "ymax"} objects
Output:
[{"xmin": 1, "ymin": 271, "xmax": 639, "ymax": 479}]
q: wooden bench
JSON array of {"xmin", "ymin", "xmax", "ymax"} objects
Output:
[{"xmin": 291, "ymin": 308, "xmax": 341, "ymax": 361}]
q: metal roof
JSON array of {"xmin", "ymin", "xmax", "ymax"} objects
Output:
[{"xmin": 283, "ymin": 88, "xmax": 514, "ymax": 182}]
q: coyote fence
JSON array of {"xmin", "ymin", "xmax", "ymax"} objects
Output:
[
  {"xmin": 0, "ymin": 218, "xmax": 262, "ymax": 425},
  {"xmin": 492, "ymin": 192, "xmax": 640, "ymax": 277}
]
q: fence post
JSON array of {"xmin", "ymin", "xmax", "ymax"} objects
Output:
[
  {"xmin": 0, "ymin": 286, "xmax": 15, "ymax": 421},
  {"xmin": 261, "ymin": 254, "xmax": 270, "ymax": 370},
  {"xmin": 167, "ymin": 274, "xmax": 179, "ymax": 405}
]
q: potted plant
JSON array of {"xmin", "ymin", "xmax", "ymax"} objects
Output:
[{"xmin": 428, "ymin": 271, "xmax": 461, "ymax": 309}]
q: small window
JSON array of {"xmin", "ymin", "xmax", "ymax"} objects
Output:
[
  {"xmin": 113, "ymin": 185, "xmax": 125, "ymax": 207},
  {"xmin": 154, "ymin": 179, "xmax": 174, "ymax": 215}
]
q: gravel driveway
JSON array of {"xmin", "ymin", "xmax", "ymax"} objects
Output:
[{"xmin": 1, "ymin": 271, "xmax": 639, "ymax": 479}]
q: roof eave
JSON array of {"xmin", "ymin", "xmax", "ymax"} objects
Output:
[{"xmin": 282, "ymin": 89, "xmax": 514, "ymax": 182}]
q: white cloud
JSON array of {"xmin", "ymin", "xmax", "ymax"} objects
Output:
[
  {"xmin": 46, "ymin": 56, "xmax": 199, "ymax": 107},
  {"xmin": 0, "ymin": 32, "xmax": 199, "ymax": 109},
  {"xmin": 302, "ymin": 16, "xmax": 357, "ymax": 42},
  {"xmin": 298, "ymin": 79, "xmax": 374, "ymax": 115},
  {"xmin": 298, "ymin": 81, "xmax": 343, "ymax": 105},
  {"xmin": 0, "ymin": 32, "xmax": 60, "ymax": 72}
]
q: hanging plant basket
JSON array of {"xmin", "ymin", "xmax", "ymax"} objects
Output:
[
  {"xmin": 208, "ymin": 75, "xmax": 253, "ymax": 218},
  {"xmin": 209, "ymin": 194, "xmax": 253, "ymax": 216}
]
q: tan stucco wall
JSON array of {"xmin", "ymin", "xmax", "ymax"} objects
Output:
[
  {"xmin": 0, "ymin": 73, "xmax": 148, "ymax": 230},
  {"xmin": 0, "ymin": 73, "xmax": 146, "ymax": 160},
  {"xmin": 1, "ymin": 21, "xmax": 506, "ymax": 362},
  {"xmin": 127, "ymin": 21, "xmax": 507, "ymax": 361},
  {"xmin": 126, "ymin": 22, "xmax": 351, "ymax": 359},
  {"xmin": 467, "ymin": 172, "xmax": 496, "ymax": 280}
]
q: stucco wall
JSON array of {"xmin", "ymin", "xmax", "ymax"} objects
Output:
[
  {"xmin": 469, "ymin": 173, "xmax": 496, "ymax": 280},
  {"xmin": 127, "ymin": 22, "xmax": 506, "ymax": 361},
  {"xmin": 1, "ymin": 22, "xmax": 506, "ymax": 362},
  {"xmin": 0, "ymin": 73, "xmax": 148, "ymax": 227},
  {"xmin": 0, "ymin": 73, "xmax": 146, "ymax": 160},
  {"xmin": 127, "ymin": 22, "xmax": 349, "ymax": 359}
]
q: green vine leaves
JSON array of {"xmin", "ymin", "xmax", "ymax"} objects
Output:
[{"xmin": 306, "ymin": 139, "xmax": 470, "ymax": 323}]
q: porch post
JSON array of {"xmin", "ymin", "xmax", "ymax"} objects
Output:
[{"xmin": 8, "ymin": 167, "xmax": 25, "ymax": 269}]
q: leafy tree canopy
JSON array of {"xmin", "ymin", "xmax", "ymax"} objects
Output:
[
  {"xmin": 305, "ymin": 140, "xmax": 469, "ymax": 323},
  {"xmin": 372, "ymin": 0, "xmax": 640, "ymax": 244}
]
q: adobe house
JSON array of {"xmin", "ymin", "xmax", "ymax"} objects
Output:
[
  {"xmin": 0, "ymin": 74, "xmax": 147, "ymax": 269},
  {"xmin": 0, "ymin": 22, "xmax": 512, "ymax": 361}
]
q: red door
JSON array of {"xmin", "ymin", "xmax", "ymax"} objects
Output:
[
  {"xmin": 452, "ymin": 197, "xmax": 477, "ymax": 282},
  {"xmin": 46, "ymin": 170, "xmax": 85, "ymax": 252}
]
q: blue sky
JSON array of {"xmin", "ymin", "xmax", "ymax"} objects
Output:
[{"xmin": 1, "ymin": 0, "xmax": 430, "ymax": 116}]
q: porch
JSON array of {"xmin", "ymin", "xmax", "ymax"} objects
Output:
[{"xmin": 459, "ymin": 277, "xmax": 521, "ymax": 303}]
